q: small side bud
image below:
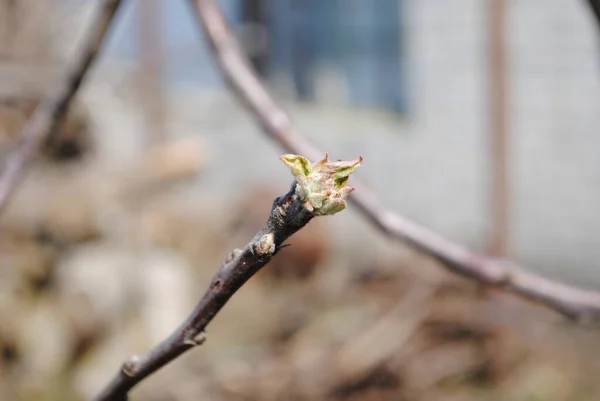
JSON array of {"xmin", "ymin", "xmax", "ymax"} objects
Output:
[
  {"xmin": 183, "ymin": 330, "xmax": 207, "ymax": 346},
  {"xmin": 254, "ymin": 233, "xmax": 275, "ymax": 255},
  {"xmin": 122, "ymin": 355, "xmax": 141, "ymax": 377}
]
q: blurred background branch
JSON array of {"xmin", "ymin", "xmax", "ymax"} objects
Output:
[
  {"xmin": 587, "ymin": 0, "xmax": 600, "ymax": 27},
  {"xmin": 191, "ymin": 0, "xmax": 600, "ymax": 322},
  {"xmin": 138, "ymin": 0, "xmax": 166, "ymax": 145},
  {"xmin": 0, "ymin": 0, "xmax": 122, "ymax": 215}
]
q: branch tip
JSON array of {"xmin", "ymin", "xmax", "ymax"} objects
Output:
[{"xmin": 280, "ymin": 153, "xmax": 362, "ymax": 216}]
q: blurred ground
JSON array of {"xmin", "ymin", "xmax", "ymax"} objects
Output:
[{"xmin": 1, "ymin": 72, "xmax": 600, "ymax": 401}]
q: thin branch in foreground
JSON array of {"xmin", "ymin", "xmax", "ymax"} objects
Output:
[
  {"xmin": 190, "ymin": 0, "xmax": 600, "ymax": 322},
  {"xmin": 93, "ymin": 154, "xmax": 362, "ymax": 401},
  {"xmin": 0, "ymin": 0, "xmax": 122, "ymax": 215}
]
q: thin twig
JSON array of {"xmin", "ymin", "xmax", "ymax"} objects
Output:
[
  {"xmin": 0, "ymin": 0, "xmax": 122, "ymax": 215},
  {"xmin": 93, "ymin": 155, "xmax": 362, "ymax": 400},
  {"xmin": 190, "ymin": 0, "xmax": 600, "ymax": 322}
]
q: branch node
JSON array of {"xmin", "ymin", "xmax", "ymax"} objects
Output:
[
  {"xmin": 253, "ymin": 233, "xmax": 275, "ymax": 255},
  {"xmin": 211, "ymin": 279, "xmax": 222, "ymax": 292},
  {"xmin": 183, "ymin": 330, "xmax": 207, "ymax": 346},
  {"xmin": 121, "ymin": 355, "xmax": 141, "ymax": 377}
]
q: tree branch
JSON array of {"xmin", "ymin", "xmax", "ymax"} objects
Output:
[
  {"xmin": 93, "ymin": 155, "xmax": 362, "ymax": 401},
  {"xmin": 0, "ymin": 0, "xmax": 122, "ymax": 215},
  {"xmin": 190, "ymin": 0, "xmax": 600, "ymax": 322},
  {"xmin": 587, "ymin": 0, "xmax": 600, "ymax": 28}
]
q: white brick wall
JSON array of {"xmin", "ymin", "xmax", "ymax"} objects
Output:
[
  {"xmin": 400, "ymin": 0, "xmax": 600, "ymax": 286},
  {"xmin": 509, "ymin": 0, "xmax": 600, "ymax": 285}
]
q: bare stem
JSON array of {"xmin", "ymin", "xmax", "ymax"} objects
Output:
[
  {"xmin": 190, "ymin": 0, "xmax": 600, "ymax": 322},
  {"xmin": 0, "ymin": 0, "xmax": 122, "ymax": 215}
]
